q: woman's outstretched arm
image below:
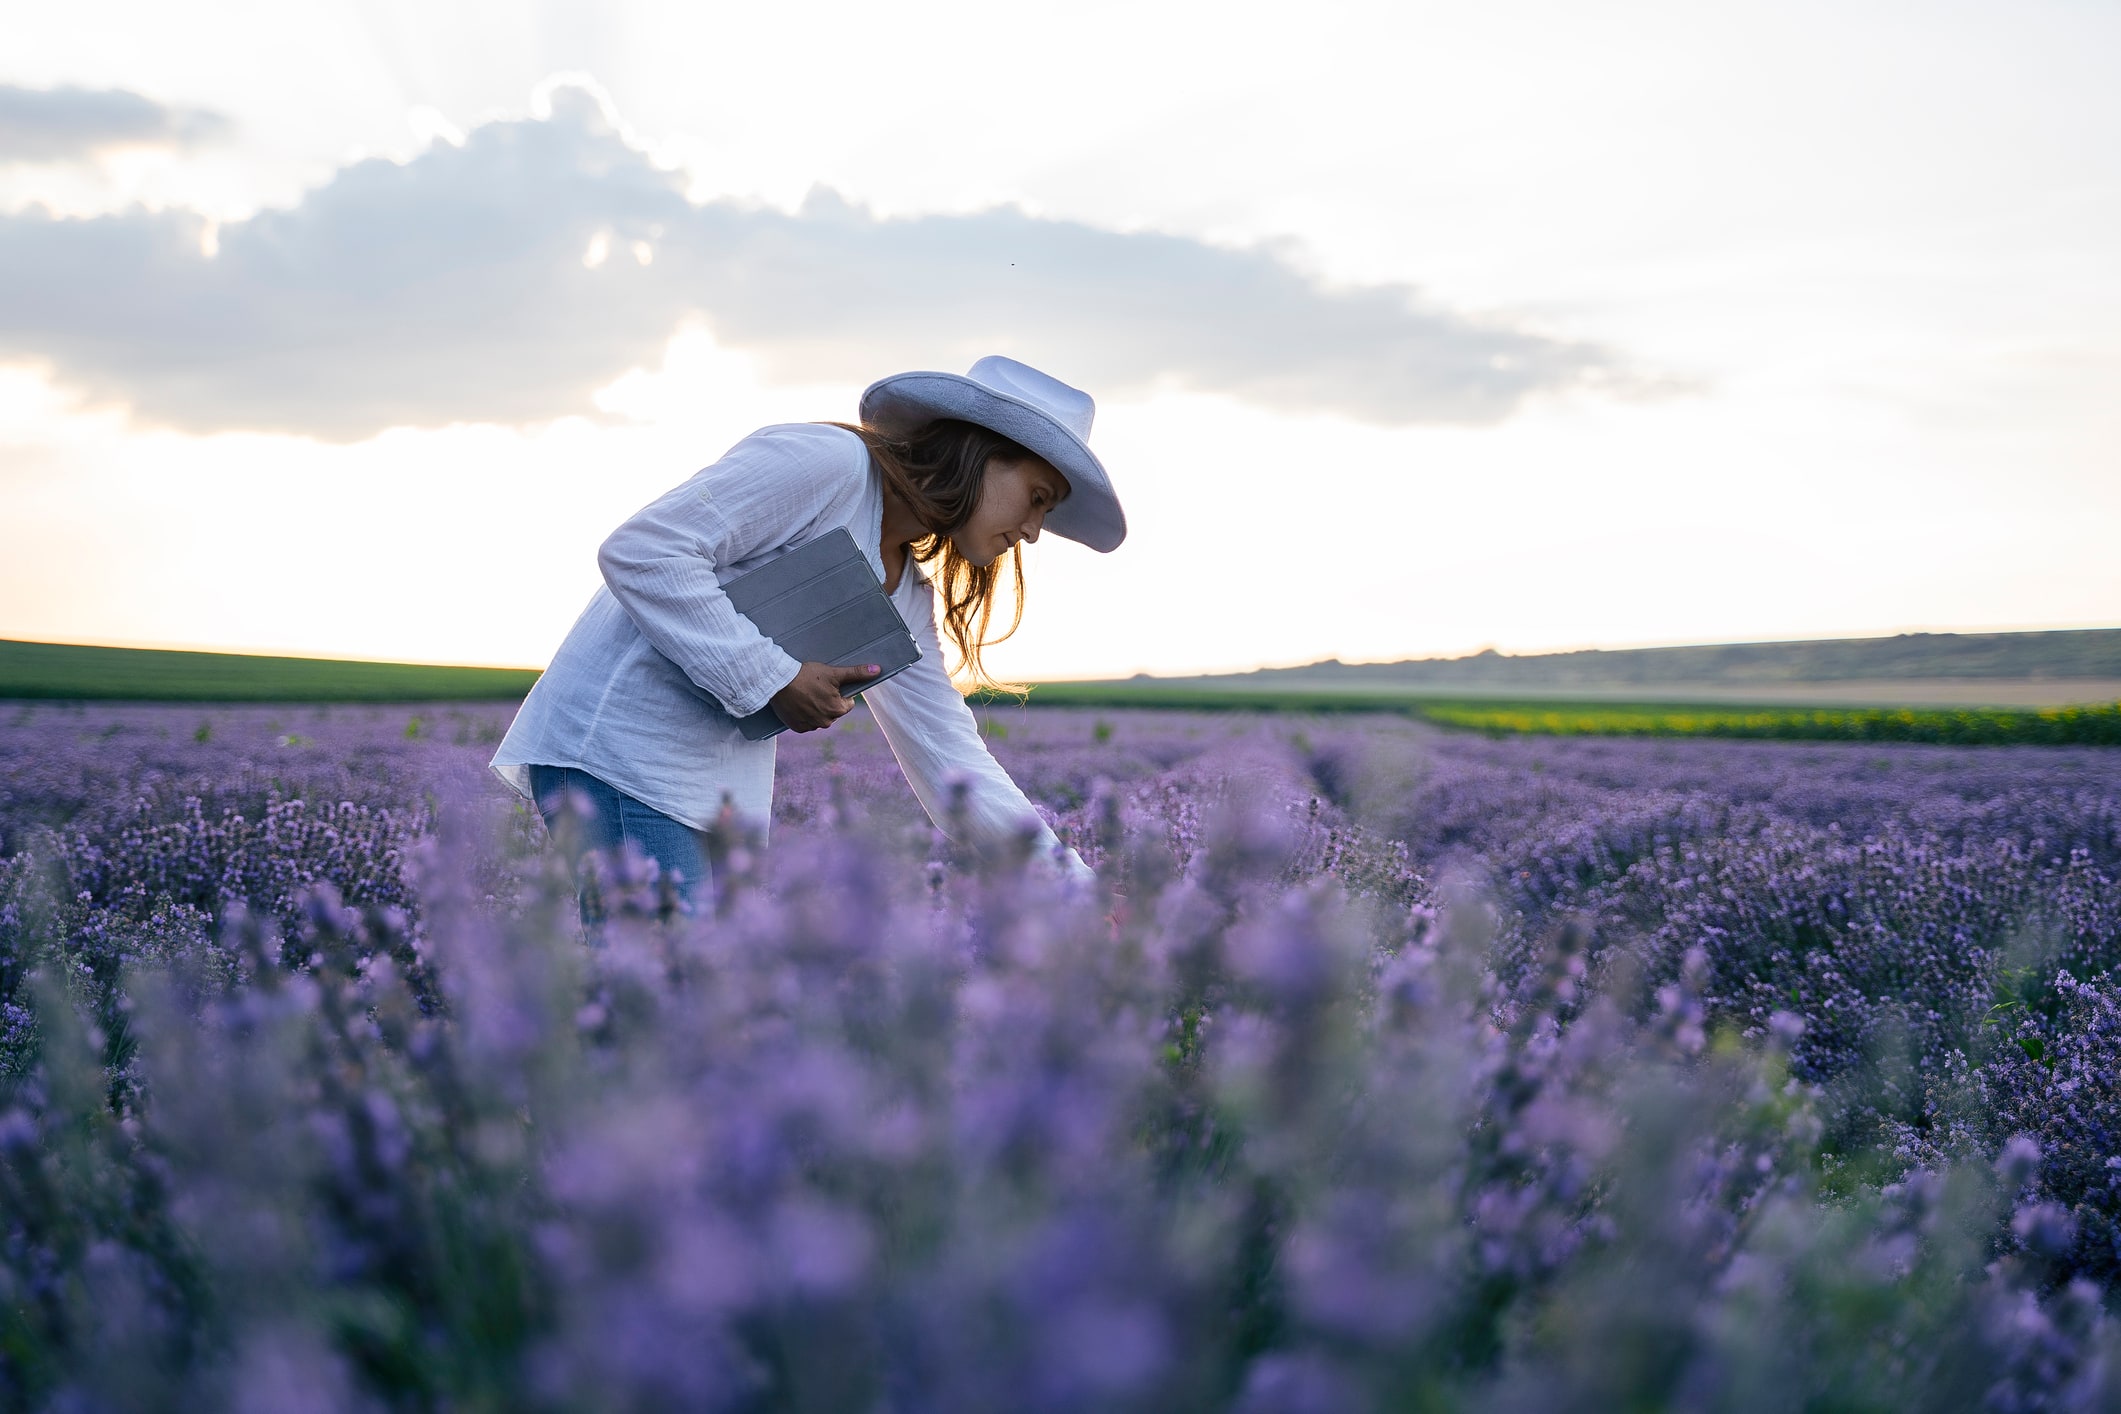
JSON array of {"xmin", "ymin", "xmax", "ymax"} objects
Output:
[{"xmin": 862, "ymin": 576, "xmax": 1091, "ymax": 879}]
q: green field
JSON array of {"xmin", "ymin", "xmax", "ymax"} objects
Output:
[
  {"xmin": 0, "ymin": 638, "xmax": 540, "ymax": 703},
  {"xmin": 974, "ymin": 682, "xmax": 2121, "ymax": 745},
  {"xmin": 1408, "ymin": 697, "xmax": 2121, "ymax": 744},
  {"xmin": 8, "ymin": 639, "xmax": 2119, "ymax": 743}
]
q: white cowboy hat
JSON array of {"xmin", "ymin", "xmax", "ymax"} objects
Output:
[{"xmin": 859, "ymin": 356, "xmax": 1126, "ymax": 553}]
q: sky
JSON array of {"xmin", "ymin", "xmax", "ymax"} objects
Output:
[{"xmin": 1, "ymin": 0, "xmax": 2117, "ymax": 680}]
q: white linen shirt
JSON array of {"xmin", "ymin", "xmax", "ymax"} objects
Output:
[{"xmin": 490, "ymin": 422, "xmax": 1071, "ymax": 864}]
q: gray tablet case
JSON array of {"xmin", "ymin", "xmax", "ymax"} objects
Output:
[{"xmin": 720, "ymin": 527, "xmax": 921, "ymax": 740}]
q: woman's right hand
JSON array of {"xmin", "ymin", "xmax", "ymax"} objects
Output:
[{"xmin": 769, "ymin": 661, "xmax": 882, "ymax": 733}]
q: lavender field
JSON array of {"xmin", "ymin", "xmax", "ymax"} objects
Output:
[{"xmin": 4, "ymin": 699, "xmax": 2120, "ymax": 1410}]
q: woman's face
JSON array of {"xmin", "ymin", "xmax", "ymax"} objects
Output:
[{"xmin": 951, "ymin": 455, "xmax": 1071, "ymax": 567}]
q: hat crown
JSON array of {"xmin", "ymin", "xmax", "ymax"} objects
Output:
[{"xmin": 966, "ymin": 356, "xmax": 1095, "ymax": 442}]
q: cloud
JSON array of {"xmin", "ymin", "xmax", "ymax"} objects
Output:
[
  {"xmin": 0, "ymin": 84, "xmax": 1629, "ymax": 440},
  {"xmin": 0, "ymin": 84, "xmax": 231, "ymax": 164}
]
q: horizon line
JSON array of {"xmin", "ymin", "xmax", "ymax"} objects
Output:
[{"xmin": 8, "ymin": 619, "xmax": 2119, "ymax": 682}]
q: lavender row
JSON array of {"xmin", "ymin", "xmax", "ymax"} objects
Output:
[{"xmin": 0, "ymin": 702, "xmax": 2117, "ymax": 1407}]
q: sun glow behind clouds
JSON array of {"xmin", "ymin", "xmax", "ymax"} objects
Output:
[{"xmin": 3, "ymin": 320, "xmax": 2113, "ymax": 680}]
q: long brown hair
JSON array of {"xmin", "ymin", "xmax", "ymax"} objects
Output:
[{"xmin": 827, "ymin": 418, "xmax": 1041, "ymax": 689}]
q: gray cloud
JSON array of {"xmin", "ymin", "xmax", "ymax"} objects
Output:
[
  {"xmin": 0, "ymin": 84, "xmax": 231, "ymax": 163},
  {"xmin": 0, "ymin": 85, "xmax": 1628, "ymax": 439}
]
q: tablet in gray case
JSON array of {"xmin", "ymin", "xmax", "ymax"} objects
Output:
[{"xmin": 720, "ymin": 528, "xmax": 922, "ymax": 740}]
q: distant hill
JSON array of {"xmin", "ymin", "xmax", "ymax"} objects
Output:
[
  {"xmin": 0, "ymin": 638, "xmax": 539, "ymax": 702},
  {"xmin": 1119, "ymin": 628, "xmax": 2121, "ymax": 708}
]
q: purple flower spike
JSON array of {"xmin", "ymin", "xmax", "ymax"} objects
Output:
[
  {"xmin": 2012, "ymin": 1201, "xmax": 2077, "ymax": 1259},
  {"xmin": 1997, "ymin": 1134, "xmax": 2044, "ymax": 1190}
]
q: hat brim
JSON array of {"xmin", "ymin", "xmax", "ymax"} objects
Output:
[{"xmin": 859, "ymin": 371, "xmax": 1126, "ymax": 553}]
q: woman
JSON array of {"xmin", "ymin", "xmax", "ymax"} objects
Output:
[{"xmin": 490, "ymin": 356, "xmax": 1123, "ymax": 921}]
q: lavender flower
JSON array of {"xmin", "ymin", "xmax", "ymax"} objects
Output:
[{"xmin": 3, "ymin": 701, "xmax": 2120, "ymax": 1407}]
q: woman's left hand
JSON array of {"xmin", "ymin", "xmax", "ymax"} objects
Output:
[{"xmin": 770, "ymin": 661, "xmax": 882, "ymax": 733}]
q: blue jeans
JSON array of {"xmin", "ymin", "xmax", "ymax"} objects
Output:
[{"xmin": 527, "ymin": 764, "xmax": 711, "ymax": 927}]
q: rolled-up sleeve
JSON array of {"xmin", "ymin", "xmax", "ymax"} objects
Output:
[
  {"xmin": 596, "ymin": 425, "xmax": 870, "ymax": 719},
  {"xmin": 864, "ymin": 577, "xmax": 1090, "ymax": 878}
]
